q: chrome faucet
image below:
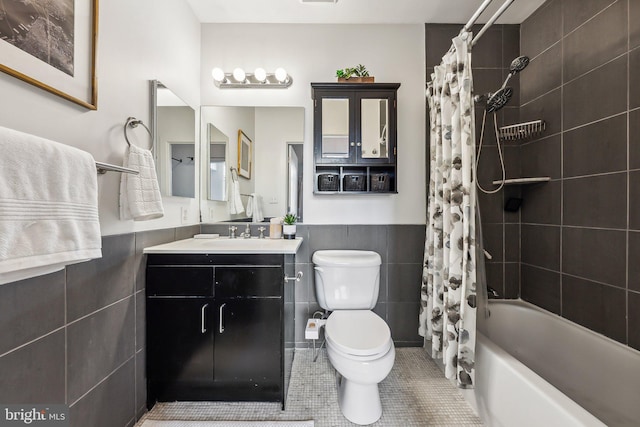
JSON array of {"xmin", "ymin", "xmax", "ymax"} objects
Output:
[
  {"xmin": 241, "ymin": 223, "xmax": 251, "ymax": 238},
  {"xmin": 228, "ymin": 225, "xmax": 238, "ymax": 239},
  {"xmin": 258, "ymin": 226, "xmax": 266, "ymax": 239}
]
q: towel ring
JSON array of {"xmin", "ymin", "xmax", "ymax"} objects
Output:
[
  {"xmin": 230, "ymin": 166, "xmax": 239, "ymax": 182},
  {"xmin": 124, "ymin": 117, "xmax": 153, "ymax": 151}
]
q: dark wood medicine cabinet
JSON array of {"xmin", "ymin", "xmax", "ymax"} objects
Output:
[{"xmin": 311, "ymin": 82, "xmax": 400, "ymax": 194}]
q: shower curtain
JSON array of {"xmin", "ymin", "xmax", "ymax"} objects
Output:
[{"xmin": 419, "ymin": 32, "xmax": 477, "ymax": 388}]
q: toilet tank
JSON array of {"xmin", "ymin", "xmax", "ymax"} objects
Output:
[{"xmin": 312, "ymin": 250, "xmax": 381, "ymax": 310}]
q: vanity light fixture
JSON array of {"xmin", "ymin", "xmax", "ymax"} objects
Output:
[{"xmin": 212, "ymin": 67, "xmax": 293, "ymax": 89}]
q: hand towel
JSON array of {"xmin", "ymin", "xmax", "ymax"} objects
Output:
[
  {"xmin": 119, "ymin": 144, "xmax": 164, "ymax": 221},
  {"xmin": 227, "ymin": 175, "xmax": 244, "ymax": 215},
  {"xmin": 0, "ymin": 126, "xmax": 102, "ymax": 285},
  {"xmin": 246, "ymin": 193, "xmax": 264, "ymax": 223}
]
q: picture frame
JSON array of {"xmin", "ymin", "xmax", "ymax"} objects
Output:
[
  {"xmin": 0, "ymin": 0, "xmax": 99, "ymax": 110},
  {"xmin": 237, "ymin": 129, "xmax": 252, "ymax": 179}
]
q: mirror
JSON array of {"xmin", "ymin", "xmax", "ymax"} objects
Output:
[
  {"xmin": 361, "ymin": 99, "xmax": 389, "ymax": 159},
  {"xmin": 321, "ymin": 98, "xmax": 350, "ymax": 158},
  {"xmin": 200, "ymin": 106, "xmax": 305, "ymax": 222},
  {"xmin": 287, "ymin": 143, "xmax": 303, "ymax": 218},
  {"xmin": 151, "ymin": 80, "xmax": 197, "ymax": 198},
  {"xmin": 208, "ymin": 124, "xmax": 228, "ymax": 201}
]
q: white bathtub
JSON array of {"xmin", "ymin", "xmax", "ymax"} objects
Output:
[{"xmin": 462, "ymin": 300, "xmax": 640, "ymax": 427}]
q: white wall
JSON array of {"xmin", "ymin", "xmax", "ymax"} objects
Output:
[
  {"xmin": 200, "ymin": 23, "xmax": 426, "ymax": 224},
  {"xmin": 0, "ymin": 0, "xmax": 201, "ymax": 236},
  {"xmin": 254, "ymin": 107, "xmax": 305, "ymax": 218}
]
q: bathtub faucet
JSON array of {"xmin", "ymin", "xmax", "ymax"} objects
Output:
[{"xmin": 487, "ymin": 285, "xmax": 500, "ymax": 299}]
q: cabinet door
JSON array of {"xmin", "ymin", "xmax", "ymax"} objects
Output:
[
  {"xmin": 147, "ymin": 298, "xmax": 214, "ymax": 393},
  {"xmin": 314, "ymin": 91, "xmax": 356, "ymax": 164},
  {"xmin": 214, "ymin": 298, "xmax": 282, "ymax": 391},
  {"xmin": 356, "ymin": 91, "xmax": 396, "ymax": 164}
]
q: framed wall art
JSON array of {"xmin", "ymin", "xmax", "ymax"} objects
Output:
[
  {"xmin": 237, "ymin": 129, "xmax": 252, "ymax": 179},
  {"xmin": 0, "ymin": 0, "xmax": 99, "ymax": 109}
]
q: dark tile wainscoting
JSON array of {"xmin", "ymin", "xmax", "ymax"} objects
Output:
[
  {"xmin": 201, "ymin": 223, "xmax": 427, "ymax": 348},
  {"xmin": 0, "ymin": 225, "xmax": 199, "ymax": 427},
  {"xmin": 0, "ymin": 223, "xmax": 425, "ymax": 426}
]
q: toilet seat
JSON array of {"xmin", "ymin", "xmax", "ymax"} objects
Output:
[{"xmin": 325, "ymin": 310, "xmax": 392, "ymax": 358}]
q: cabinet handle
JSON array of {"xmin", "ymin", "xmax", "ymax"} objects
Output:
[
  {"xmin": 201, "ymin": 303, "xmax": 209, "ymax": 334},
  {"xmin": 356, "ymin": 142, "xmax": 362, "ymax": 147},
  {"xmin": 219, "ymin": 303, "xmax": 226, "ymax": 333},
  {"xmin": 350, "ymin": 141, "xmax": 355, "ymax": 146}
]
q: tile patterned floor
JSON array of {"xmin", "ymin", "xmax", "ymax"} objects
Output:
[{"xmin": 137, "ymin": 348, "xmax": 483, "ymax": 427}]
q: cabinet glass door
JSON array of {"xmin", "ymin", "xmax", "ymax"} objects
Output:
[
  {"xmin": 321, "ymin": 98, "xmax": 350, "ymax": 159},
  {"xmin": 360, "ymin": 98, "xmax": 389, "ymax": 159}
]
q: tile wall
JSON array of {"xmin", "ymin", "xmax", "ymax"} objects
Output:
[
  {"xmin": 519, "ymin": 0, "xmax": 640, "ymax": 350},
  {"xmin": 0, "ymin": 225, "xmax": 199, "ymax": 427},
  {"xmin": 426, "ymin": 23, "xmax": 522, "ymax": 299}
]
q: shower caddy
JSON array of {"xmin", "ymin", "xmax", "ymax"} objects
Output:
[{"xmin": 489, "ymin": 119, "xmax": 550, "ymax": 186}]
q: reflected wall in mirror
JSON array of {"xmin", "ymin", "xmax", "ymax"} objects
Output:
[
  {"xmin": 287, "ymin": 143, "xmax": 303, "ymax": 219},
  {"xmin": 151, "ymin": 80, "xmax": 197, "ymax": 198},
  {"xmin": 208, "ymin": 124, "xmax": 228, "ymax": 201},
  {"xmin": 361, "ymin": 99, "xmax": 389, "ymax": 159},
  {"xmin": 200, "ymin": 106, "xmax": 304, "ymax": 223}
]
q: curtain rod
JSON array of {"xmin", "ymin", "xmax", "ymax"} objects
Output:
[
  {"xmin": 472, "ymin": 0, "xmax": 515, "ymax": 46},
  {"xmin": 462, "ymin": 0, "xmax": 494, "ymax": 32}
]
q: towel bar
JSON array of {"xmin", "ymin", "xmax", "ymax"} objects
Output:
[{"xmin": 95, "ymin": 161, "xmax": 139, "ymax": 175}]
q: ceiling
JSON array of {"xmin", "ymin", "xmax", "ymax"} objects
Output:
[{"xmin": 186, "ymin": 0, "xmax": 546, "ymax": 25}]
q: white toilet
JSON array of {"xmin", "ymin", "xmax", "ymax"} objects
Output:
[{"xmin": 312, "ymin": 250, "xmax": 395, "ymax": 425}]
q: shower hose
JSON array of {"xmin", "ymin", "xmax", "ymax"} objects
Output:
[{"xmin": 475, "ymin": 109, "xmax": 506, "ymax": 194}]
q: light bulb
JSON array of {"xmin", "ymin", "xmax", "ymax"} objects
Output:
[
  {"xmin": 275, "ymin": 67, "xmax": 288, "ymax": 83},
  {"xmin": 233, "ymin": 68, "xmax": 246, "ymax": 82},
  {"xmin": 211, "ymin": 67, "xmax": 225, "ymax": 83},
  {"xmin": 254, "ymin": 68, "xmax": 267, "ymax": 83}
]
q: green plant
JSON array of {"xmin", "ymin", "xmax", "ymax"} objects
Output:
[
  {"xmin": 336, "ymin": 64, "xmax": 370, "ymax": 79},
  {"xmin": 283, "ymin": 213, "xmax": 297, "ymax": 225}
]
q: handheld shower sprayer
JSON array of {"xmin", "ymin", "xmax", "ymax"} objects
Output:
[
  {"xmin": 475, "ymin": 55, "xmax": 531, "ymax": 194},
  {"xmin": 477, "ymin": 55, "xmax": 530, "ymax": 113}
]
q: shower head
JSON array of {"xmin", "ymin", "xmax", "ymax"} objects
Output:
[
  {"xmin": 509, "ymin": 55, "xmax": 530, "ymax": 75},
  {"xmin": 486, "ymin": 87, "xmax": 513, "ymax": 113},
  {"xmin": 499, "ymin": 55, "xmax": 530, "ymax": 91}
]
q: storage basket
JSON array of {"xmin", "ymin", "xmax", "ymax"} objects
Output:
[
  {"xmin": 370, "ymin": 173, "xmax": 390, "ymax": 192},
  {"xmin": 343, "ymin": 174, "xmax": 366, "ymax": 191},
  {"xmin": 317, "ymin": 173, "xmax": 339, "ymax": 191}
]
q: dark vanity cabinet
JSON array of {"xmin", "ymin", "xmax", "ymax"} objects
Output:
[
  {"xmin": 146, "ymin": 254, "xmax": 292, "ymax": 408},
  {"xmin": 311, "ymin": 82, "xmax": 400, "ymax": 194}
]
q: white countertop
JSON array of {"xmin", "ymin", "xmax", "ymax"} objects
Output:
[{"xmin": 143, "ymin": 236, "xmax": 303, "ymax": 254}]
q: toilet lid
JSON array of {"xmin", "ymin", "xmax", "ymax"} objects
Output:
[{"xmin": 325, "ymin": 310, "xmax": 392, "ymax": 357}]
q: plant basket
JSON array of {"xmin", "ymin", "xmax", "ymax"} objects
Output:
[{"xmin": 338, "ymin": 76, "xmax": 375, "ymax": 83}]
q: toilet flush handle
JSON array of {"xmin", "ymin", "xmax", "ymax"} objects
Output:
[{"xmin": 285, "ymin": 271, "xmax": 304, "ymax": 282}]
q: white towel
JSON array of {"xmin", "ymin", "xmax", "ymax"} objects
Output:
[
  {"xmin": 228, "ymin": 176, "xmax": 244, "ymax": 215},
  {"xmin": 246, "ymin": 193, "xmax": 264, "ymax": 223},
  {"xmin": 0, "ymin": 126, "xmax": 102, "ymax": 285},
  {"xmin": 119, "ymin": 144, "xmax": 164, "ymax": 221}
]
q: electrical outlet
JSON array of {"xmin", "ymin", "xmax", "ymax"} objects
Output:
[
  {"xmin": 209, "ymin": 208, "xmax": 216, "ymax": 220},
  {"xmin": 181, "ymin": 207, "xmax": 189, "ymax": 224},
  {"xmin": 269, "ymin": 197, "xmax": 278, "ymax": 204}
]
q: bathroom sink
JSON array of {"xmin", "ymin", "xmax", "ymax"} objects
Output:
[{"xmin": 143, "ymin": 236, "xmax": 303, "ymax": 254}]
